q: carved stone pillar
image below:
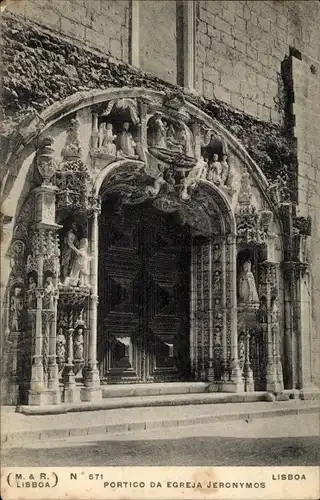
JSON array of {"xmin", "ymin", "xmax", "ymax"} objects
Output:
[
  {"xmin": 282, "ymin": 260, "xmax": 317, "ymax": 396},
  {"xmin": 28, "ymin": 140, "xmax": 62, "ymax": 405},
  {"xmin": 227, "ymin": 234, "xmax": 243, "ymax": 391},
  {"xmin": 81, "ymin": 205, "xmax": 102, "ymax": 402},
  {"xmin": 259, "ymin": 260, "xmax": 284, "ymax": 393},
  {"xmin": 209, "ymin": 233, "xmax": 244, "ymax": 392}
]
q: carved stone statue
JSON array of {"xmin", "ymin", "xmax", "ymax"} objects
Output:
[
  {"xmin": 271, "ymin": 300, "xmax": 279, "ymax": 323},
  {"xmin": 238, "ymin": 260, "xmax": 260, "ymax": 306},
  {"xmin": 178, "ymin": 126, "xmax": 193, "ymax": 156},
  {"xmin": 226, "ymin": 162, "xmax": 235, "ymax": 189},
  {"xmin": 148, "ymin": 113, "xmax": 167, "ymax": 149},
  {"xmin": 74, "ymin": 328, "xmax": 84, "ymax": 360},
  {"xmin": 66, "ymin": 238, "xmax": 92, "ymax": 287},
  {"xmin": 27, "ymin": 276, "xmax": 37, "ymax": 309},
  {"xmin": 10, "ymin": 287, "xmax": 23, "ymax": 331},
  {"xmin": 118, "ymin": 122, "xmax": 137, "ymax": 158},
  {"xmin": 221, "ymin": 154, "xmax": 229, "ymax": 184},
  {"xmin": 165, "ymin": 171, "xmax": 176, "ymax": 193},
  {"xmin": 208, "ymin": 154, "xmax": 222, "ymax": 185},
  {"xmin": 238, "ymin": 169, "xmax": 252, "ymax": 205},
  {"xmin": 146, "ymin": 164, "xmax": 167, "ymax": 198},
  {"xmin": 179, "ymin": 157, "xmax": 207, "ymax": 201},
  {"xmin": 238, "ymin": 334, "xmax": 245, "ymax": 371},
  {"xmin": 100, "ymin": 122, "xmax": 117, "ymax": 155},
  {"xmin": 44, "ymin": 275, "xmax": 55, "ymax": 309},
  {"xmin": 61, "ymin": 118, "xmax": 82, "ymax": 159},
  {"xmin": 167, "ymin": 124, "xmax": 183, "ymax": 152},
  {"xmin": 56, "ymin": 329, "xmax": 66, "ymax": 368},
  {"xmin": 61, "ymin": 226, "xmax": 77, "ymax": 284}
]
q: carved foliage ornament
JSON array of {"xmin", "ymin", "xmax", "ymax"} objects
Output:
[{"xmin": 236, "ymin": 169, "xmax": 273, "ymax": 244}]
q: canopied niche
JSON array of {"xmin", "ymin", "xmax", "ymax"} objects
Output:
[{"xmin": 2, "ymin": 87, "xmax": 302, "ymax": 407}]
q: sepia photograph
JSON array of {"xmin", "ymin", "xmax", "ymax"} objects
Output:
[{"xmin": 0, "ymin": 0, "xmax": 319, "ymax": 498}]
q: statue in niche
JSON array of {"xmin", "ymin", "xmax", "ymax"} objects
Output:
[
  {"xmin": 226, "ymin": 162, "xmax": 235, "ymax": 189},
  {"xmin": 238, "ymin": 169, "xmax": 252, "ymax": 204},
  {"xmin": 148, "ymin": 113, "xmax": 167, "ymax": 149},
  {"xmin": 66, "ymin": 238, "xmax": 92, "ymax": 287},
  {"xmin": 177, "ymin": 126, "xmax": 193, "ymax": 157},
  {"xmin": 208, "ymin": 154, "xmax": 222, "ymax": 185},
  {"xmin": 238, "ymin": 260, "xmax": 260, "ymax": 306},
  {"xmin": 167, "ymin": 124, "xmax": 183, "ymax": 152},
  {"xmin": 118, "ymin": 122, "xmax": 137, "ymax": 158},
  {"xmin": 10, "ymin": 287, "xmax": 23, "ymax": 331},
  {"xmin": 27, "ymin": 276, "xmax": 37, "ymax": 308},
  {"xmin": 44, "ymin": 275, "xmax": 55, "ymax": 309},
  {"xmin": 212, "ymin": 243, "xmax": 221, "ymax": 262},
  {"xmin": 146, "ymin": 164, "xmax": 167, "ymax": 198},
  {"xmin": 99, "ymin": 122, "xmax": 117, "ymax": 155},
  {"xmin": 74, "ymin": 328, "xmax": 84, "ymax": 360},
  {"xmin": 56, "ymin": 329, "xmax": 66, "ymax": 368},
  {"xmin": 259, "ymin": 300, "xmax": 268, "ymax": 323},
  {"xmin": 221, "ymin": 154, "xmax": 229, "ymax": 185},
  {"xmin": 61, "ymin": 225, "xmax": 78, "ymax": 284}
]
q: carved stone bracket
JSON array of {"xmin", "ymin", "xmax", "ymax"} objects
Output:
[{"xmin": 58, "ymin": 286, "xmax": 91, "ymax": 307}]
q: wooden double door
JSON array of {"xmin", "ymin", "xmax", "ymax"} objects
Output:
[{"xmin": 98, "ymin": 200, "xmax": 191, "ymax": 383}]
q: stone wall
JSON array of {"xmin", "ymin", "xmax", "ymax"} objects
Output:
[
  {"xmin": 4, "ymin": 0, "xmax": 130, "ymax": 59},
  {"xmin": 139, "ymin": 0, "xmax": 178, "ymax": 84},
  {"xmin": 291, "ymin": 54, "xmax": 320, "ymax": 387},
  {"xmin": 196, "ymin": 0, "xmax": 320, "ymax": 124}
]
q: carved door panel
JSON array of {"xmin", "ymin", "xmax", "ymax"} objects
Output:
[
  {"xmin": 142, "ymin": 209, "xmax": 191, "ymax": 381},
  {"xmin": 99, "ymin": 204, "xmax": 143, "ymax": 382},
  {"xmin": 98, "ymin": 201, "xmax": 190, "ymax": 383}
]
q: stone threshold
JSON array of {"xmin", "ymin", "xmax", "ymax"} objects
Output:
[{"xmin": 3, "ymin": 400, "xmax": 319, "ymax": 447}]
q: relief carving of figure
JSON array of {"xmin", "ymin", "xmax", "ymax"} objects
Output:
[
  {"xmin": 238, "ymin": 260, "xmax": 260, "ymax": 306},
  {"xmin": 10, "ymin": 287, "xmax": 23, "ymax": 331},
  {"xmin": 99, "ymin": 122, "xmax": 117, "ymax": 155},
  {"xmin": 56, "ymin": 329, "xmax": 66, "ymax": 368},
  {"xmin": 74, "ymin": 328, "xmax": 84, "ymax": 360},
  {"xmin": 66, "ymin": 238, "xmax": 92, "ymax": 287},
  {"xmin": 118, "ymin": 122, "xmax": 137, "ymax": 158},
  {"xmin": 208, "ymin": 154, "xmax": 222, "ymax": 185}
]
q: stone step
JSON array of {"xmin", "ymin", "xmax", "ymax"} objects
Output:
[
  {"xmin": 101, "ymin": 381, "xmax": 210, "ymax": 398},
  {"xmin": 18, "ymin": 390, "xmax": 269, "ymax": 415},
  {"xmin": 3, "ymin": 400, "xmax": 319, "ymax": 447}
]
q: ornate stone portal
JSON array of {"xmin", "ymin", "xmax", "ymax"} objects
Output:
[{"xmin": 3, "ymin": 87, "xmax": 309, "ymax": 406}]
